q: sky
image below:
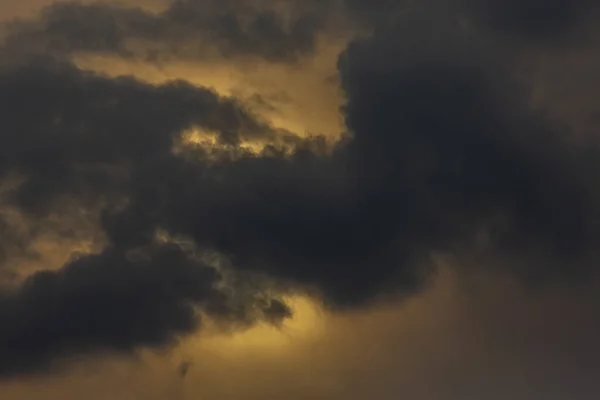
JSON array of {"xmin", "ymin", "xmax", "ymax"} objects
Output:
[{"xmin": 1, "ymin": 0, "xmax": 600, "ymax": 399}]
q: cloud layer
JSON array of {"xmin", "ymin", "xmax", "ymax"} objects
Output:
[
  {"xmin": 1, "ymin": 0, "xmax": 600, "ymax": 380},
  {"xmin": 4, "ymin": 0, "xmax": 334, "ymax": 63}
]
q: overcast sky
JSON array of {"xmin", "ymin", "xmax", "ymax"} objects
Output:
[{"xmin": 1, "ymin": 0, "xmax": 600, "ymax": 399}]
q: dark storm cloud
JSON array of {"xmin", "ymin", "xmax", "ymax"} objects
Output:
[
  {"xmin": 0, "ymin": 56, "xmax": 296, "ymax": 376},
  {"xmin": 2, "ymin": 0, "xmax": 600, "ymax": 379},
  {"xmin": 335, "ymin": 8, "xmax": 600, "ymax": 281},
  {"xmin": 464, "ymin": 0, "xmax": 598, "ymax": 43},
  {"xmin": 341, "ymin": 0, "xmax": 400, "ymax": 25},
  {"xmin": 0, "ymin": 242, "xmax": 290, "ymax": 378},
  {"xmin": 5, "ymin": 0, "xmax": 596, "ymax": 65},
  {"xmin": 336, "ymin": 24, "xmax": 600, "ymax": 271},
  {"xmin": 4, "ymin": 0, "xmax": 330, "ymax": 63},
  {"xmin": 0, "ymin": 55, "xmax": 286, "ymax": 213},
  {"xmin": 342, "ymin": 0, "xmax": 599, "ymax": 44}
]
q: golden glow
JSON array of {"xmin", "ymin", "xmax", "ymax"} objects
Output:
[
  {"xmin": 72, "ymin": 35, "xmax": 348, "ymax": 141},
  {"xmin": 175, "ymin": 126, "xmax": 267, "ymax": 155},
  {"xmin": 0, "ymin": 218, "xmax": 102, "ymax": 283},
  {"xmin": 0, "ymin": 174, "xmax": 103, "ymax": 282},
  {"xmin": 185, "ymin": 295, "xmax": 326, "ymax": 358},
  {"xmin": 155, "ymin": 230, "xmax": 326, "ymax": 354},
  {"xmin": 3, "ymin": 265, "xmax": 598, "ymax": 400}
]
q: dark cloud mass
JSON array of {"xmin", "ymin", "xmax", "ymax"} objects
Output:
[
  {"xmin": 465, "ymin": 0, "xmax": 598, "ymax": 42},
  {"xmin": 0, "ymin": 242, "xmax": 290, "ymax": 378},
  {"xmin": 0, "ymin": 55, "xmax": 298, "ymax": 376},
  {"xmin": 344, "ymin": 0, "xmax": 599, "ymax": 44},
  {"xmin": 338, "ymin": 26, "xmax": 600, "ymax": 273},
  {"xmin": 0, "ymin": 56, "xmax": 284, "ymax": 212},
  {"xmin": 1, "ymin": 0, "xmax": 600, "ymax": 379},
  {"xmin": 4, "ymin": 0, "xmax": 331, "ymax": 62}
]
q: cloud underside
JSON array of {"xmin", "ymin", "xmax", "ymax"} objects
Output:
[
  {"xmin": 1, "ymin": 0, "xmax": 600, "ymax": 378},
  {"xmin": 5, "ymin": 0, "xmax": 596, "ymax": 65},
  {"xmin": 4, "ymin": 0, "xmax": 331, "ymax": 63}
]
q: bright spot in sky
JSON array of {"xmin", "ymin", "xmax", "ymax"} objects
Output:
[{"xmin": 186, "ymin": 295, "xmax": 326, "ymax": 357}]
